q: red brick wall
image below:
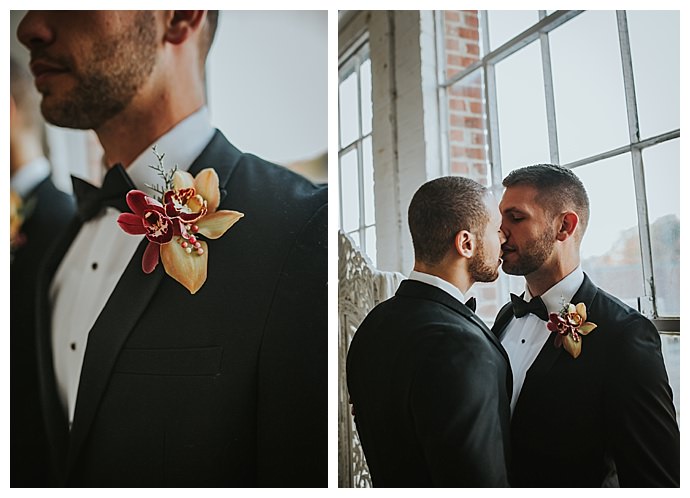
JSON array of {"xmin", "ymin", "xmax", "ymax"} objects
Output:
[
  {"xmin": 443, "ymin": 10, "xmax": 488, "ymax": 186},
  {"xmin": 443, "ymin": 11, "xmax": 497, "ymax": 317}
]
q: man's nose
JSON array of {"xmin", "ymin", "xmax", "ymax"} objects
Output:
[{"xmin": 17, "ymin": 11, "xmax": 55, "ymax": 50}]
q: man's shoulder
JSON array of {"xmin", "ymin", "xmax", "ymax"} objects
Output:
[
  {"xmin": 357, "ymin": 294, "xmax": 487, "ymax": 347},
  {"xmin": 588, "ymin": 285, "xmax": 659, "ymax": 346}
]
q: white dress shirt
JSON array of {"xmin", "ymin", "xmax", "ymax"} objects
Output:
[
  {"xmin": 50, "ymin": 107, "xmax": 215, "ymax": 424},
  {"xmin": 501, "ymin": 266, "xmax": 585, "ymax": 414},
  {"xmin": 408, "ymin": 270, "xmax": 466, "ymax": 305},
  {"xmin": 11, "ymin": 156, "xmax": 51, "ymax": 198}
]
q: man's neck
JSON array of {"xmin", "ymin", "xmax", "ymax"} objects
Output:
[
  {"xmin": 413, "ymin": 260, "xmax": 472, "ymax": 295},
  {"xmin": 95, "ymin": 88, "xmax": 204, "ymax": 168},
  {"xmin": 525, "ymin": 256, "xmax": 580, "ymax": 297}
]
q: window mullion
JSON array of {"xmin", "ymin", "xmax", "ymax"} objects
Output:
[
  {"xmin": 539, "ymin": 24, "xmax": 560, "ymax": 165},
  {"xmin": 617, "ymin": 10, "xmax": 656, "ymax": 317}
]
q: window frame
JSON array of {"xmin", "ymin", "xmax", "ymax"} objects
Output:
[
  {"xmin": 438, "ymin": 10, "xmax": 679, "ymax": 329},
  {"xmin": 338, "ymin": 38, "xmax": 376, "ymax": 264}
]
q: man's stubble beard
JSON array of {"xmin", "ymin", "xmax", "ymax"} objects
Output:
[
  {"xmin": 468, "ymin": 236, "xmax": 500, "ymax": 283},
  {"xmin": 501, "ymin": 228, "xmax": 555, "ymax": 276},
  {"xmin": 40, "ymin": 11, "xmax": 157, "ymax": 130}
]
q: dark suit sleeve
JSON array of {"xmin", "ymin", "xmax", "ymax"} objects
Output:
[
  {"xmin": 604, "ymin": 316, "xmax": 680, "ymax": 487},
  {"xmin": 410, "ymin": 329, "xmax": 510, "ymax": 487},
  {"xmin": 255, "ymin": 201, "xmax": 327, "ymax": 487}
]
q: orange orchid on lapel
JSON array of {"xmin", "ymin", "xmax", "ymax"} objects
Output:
[
  {"xmin": 547, "ymin": 301, "xmax": 597, "ymax": 359},
  {"xmin": 117, "ymin": 148, "xmax": 244, "ymax": 294}
]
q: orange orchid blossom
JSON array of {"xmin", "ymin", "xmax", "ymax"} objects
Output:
[
  {"xmin": 547, "ymin": 302, "xmax": 597, "ymax": 359},
  {"xmin": 118, "ymin": 168, "xmax": 243, "ymax": 294}
]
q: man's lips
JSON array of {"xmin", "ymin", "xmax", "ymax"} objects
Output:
[{"xmin": 30, "ymin": 60, "xmax": 69, "ymax": 84}]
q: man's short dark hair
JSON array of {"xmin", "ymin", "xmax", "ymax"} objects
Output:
[
  {"xmin": 503, "ymin": 163, "xmax": 590, "ymax": 238},
  {"xmin": 408, "ymin": 176, "xmax": 489, "ymax": 265}
]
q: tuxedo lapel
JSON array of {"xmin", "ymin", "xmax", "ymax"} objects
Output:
[
  {"xmin": 523, "ymin": 273, "xmax": 599, "ymax": 381},
  {"xmin": 66, "ymin": 238, "xmax": 165, "ymax": 472},
  {"xmin": 491, "ymin": 302, "xmax": 514, "ymax": 340},
  {"xmin": 397, "ymin": 280, "xmax": 511, "ymax": 367},
  {"xmin": 35, "ymin": 215, "xmax": 83, "ymax": 478},
  {"xmin": 187, "ymin": 130, "xmax": 242, "ymax": 202},
  {"xmin": 66, "ymin": 130, "xmax": 243, "ymax": 474}
]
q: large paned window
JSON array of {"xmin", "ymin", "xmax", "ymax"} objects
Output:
[
  {"xmin": 339, "ymin": 41, "xmax": 376, "ymax": 264},
  {"xmin": 439, "ymin": 10, "xmax": 679, "ymax": 414}
]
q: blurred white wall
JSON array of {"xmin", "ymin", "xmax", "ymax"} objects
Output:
[{"xmin": 208, "ymin": 11, "xmax": 327, "ymax": 165}]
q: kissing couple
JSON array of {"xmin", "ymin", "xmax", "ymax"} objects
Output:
[{"xmin": 347, "ymin": 164, "xmax": 679, "ymax": 487}]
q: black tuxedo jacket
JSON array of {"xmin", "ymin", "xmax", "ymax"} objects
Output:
[
  {"xmin": 11, "ymin": 177, "xmax": 75, "ymax": 487},
  {"xmin": 346, "ymin": 280, "xmax": 512, "ymax": 487},
  {"xmin": 492, "ymin": 273, "xmax": 679, "ymax": 487},
  {"xmin": 35, "ymin": 131, "xmax": 327, "ymax": 487}
]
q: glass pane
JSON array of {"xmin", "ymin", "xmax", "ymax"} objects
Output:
[
  {"xmin": 495, "ymin": 40, "xmax": 550, "ymax": 177},
  {"xmin": 660, "ymin": 334, "xmax": 679, "ymax": 419},
  {"xmin": 576, "ymin": 153, "xmax": 644, "ymax": 309},
  {"xmin": 347, "ymin": 230, "xmax": 360, "ymax": 249},
  {"xmin": 364, "ymin": 226, "xmax": 377, "ymax": 266},
  {"xmin": 362, "ymin": 136, "xmax": 375, "ymax": 226},
  {"xmin": 486, "ymin": 10, "xmax": 539, "ymax": 51},
  {"xmin": 627, "ymin": 11, "xmax": 680, "ymax": 139},
  {"xmin": 360, "ymin": 58, "xmax": 373, "ymax": 136},
  {"xmin": 444, "ymin": 11, "xmax": 483, "ymax": 78},
  {"xmin": 550, "ymin": 11, "xmax": 629, "ymax": 164},
  {"xmin": 643, "ymin": 140, "xmax": 680, "ymax": 317},
  {"xmin": 339, "ymin": 69, "xmax": 359, "ymax": 148},
  {"xmin": 446, "ymin": 70, "xmax": 490, "ymax": 185},
  {"xmin": 339, "ymin": 148, "xmax": 360, "ymax": 233}
]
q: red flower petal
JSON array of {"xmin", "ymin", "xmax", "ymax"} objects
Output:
[
  {"xmin": 143, "ymin": 210, "xmax": 174, "ymax": 244},
  {"xmin": 117, "ymin": 213, "xmax": 147, "ymax": 235},
  {"xmin": 142, "ymin": 241, "xmax": 160, "ymax": 273},
  {"xmin": 126, "ymin": 190, "xmax": 149, "ymax": 217}
]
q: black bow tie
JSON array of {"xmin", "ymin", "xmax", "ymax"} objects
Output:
[
  {"xmin": 464, "ymin": 297, "xmax": 477, "ymax": 312},
  {"xmin": 510, "ymin": 293, "xmax": 549, "ymax": 321},
  {"xmin": 72, "ymin": 164, "xmax": 135, "ymax": 222}
]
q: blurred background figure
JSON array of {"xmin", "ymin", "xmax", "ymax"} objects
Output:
[{"xmin": 10, "ymin": 55, "xmax": 76, "ymax": 487}]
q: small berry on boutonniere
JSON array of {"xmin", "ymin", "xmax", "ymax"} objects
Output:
[
  {"xmin": 117, "ymin": 147, "xmax": 244, "ymax": 294},
  {"xmin": 547, "ymin": 300, "xmax": 597, "ymax": 359}
]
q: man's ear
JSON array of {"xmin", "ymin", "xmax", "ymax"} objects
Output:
[
  {"xmin": 164, "ymin": 11, "xmax": 205, "ymax": 45},
  {"xmin": 454, "ymin": 230, "xmax": 475, "ymax": 258},
  {"xmin": 556, "ymin": 211, "xmax": 579, "ymax": 241}
]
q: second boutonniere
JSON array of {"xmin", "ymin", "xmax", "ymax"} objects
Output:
[
  {"xmin": 547, "ymin": 300, "xmax": 597, "ymax": 359},
  {"xmin": 117, "ymin": 147, "xmax": 244, "ymax": 294}
]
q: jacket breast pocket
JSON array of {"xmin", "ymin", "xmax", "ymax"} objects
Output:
[{"xmin": 113, "ymin": 346, "xmax": 223, "ymax": 376}]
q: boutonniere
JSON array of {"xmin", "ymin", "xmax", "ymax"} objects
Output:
[
  {"xmin": 547, "ymin": 300, "xmax": 597, "ymax": 359},
  {"xmin": 117, "ymin": 147, "xmax": 244, "ymax": 294},
  {"xmin": 10, "ymin": 189, "xmax": 34, "ymax": 255}
]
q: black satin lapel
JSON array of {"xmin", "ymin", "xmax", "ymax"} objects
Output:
[
  {"xmin": 491, "ymin": 302, "xmax": 515, "ymax": 340},
  {"xmin": 524, "ymin": 276, "xmax": 598, "ymax": 381},
  {"xmin": 525, "ymin": 330, "xmax": 563, "ymax": 380},
  {"xmin": 187, "ymin": 130, "xmax": 242, "ymax": 205},
  {"xmin": 35, "ymin": 215, "xmax": 82, "ymax": 480},
  {"xmin": 468, "ymin": 313, "xmax": 511, "ymax": 366},
  {"xmin": 66, "ymin": 238, "xmax": 165, "ymax": 473}
]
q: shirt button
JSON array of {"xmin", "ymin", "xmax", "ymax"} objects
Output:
[
  {"xmin": 70, "ymin": 342, "xmax": 77, "ymax": 351},
  {"xmin": 91, "ymin": 262, "xmax": 98, "ymax": 270},
  {"xmin": 521, "ymin": 339, "xmax": 526, "ymax": 344}
]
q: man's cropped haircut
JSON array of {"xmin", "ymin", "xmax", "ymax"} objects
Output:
[
  {"xmin": 503, "ymin": 163, "xmax": 590, "ymax": 237},
  {"xmin": 408, "ymin": 176, "xmax": 489, "ymax": 265}
]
